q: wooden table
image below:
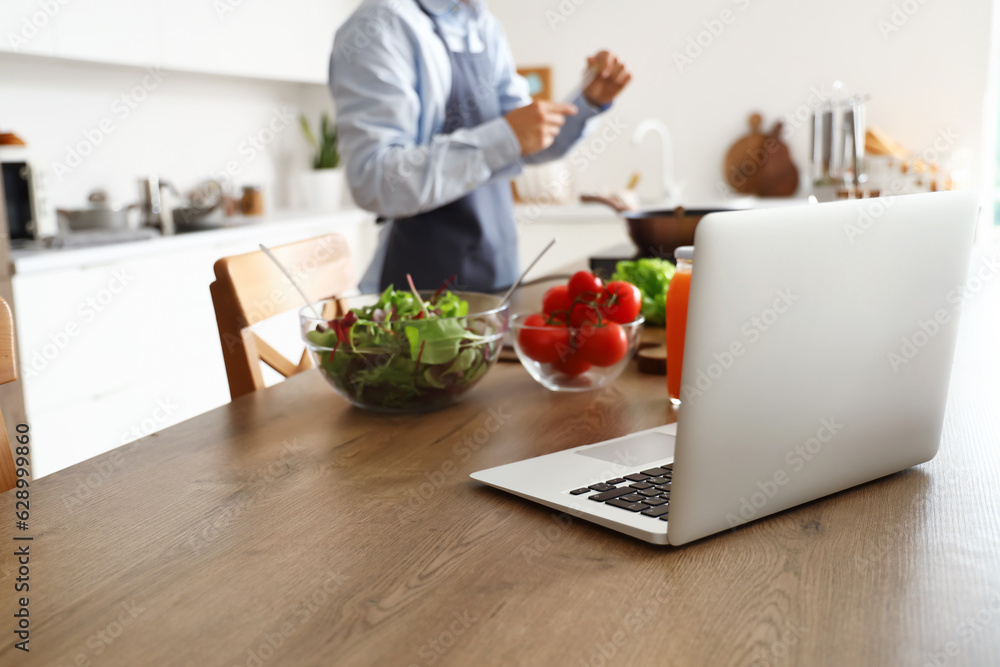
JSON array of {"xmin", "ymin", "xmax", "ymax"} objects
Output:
[{"xmin": 3, "ymin": 263, "xmax": 1000, "ymax": 667}]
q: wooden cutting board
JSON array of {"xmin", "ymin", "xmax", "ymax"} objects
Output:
[{"xmin": 724, "ymin": 113, "xmax": 799, "ymax": 197}]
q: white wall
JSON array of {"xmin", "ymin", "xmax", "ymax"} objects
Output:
[
  {"xmin": 0, "ymin": 53, "xmax": 340, "ymax": 211},
  {"xmin": 490, "ymin": 0, "xmax": 996, "ymax": 204},
  {"xmin": 2, "ymin": 0, "xmax": 994, "ymax": 215}
]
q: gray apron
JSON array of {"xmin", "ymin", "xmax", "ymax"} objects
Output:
[{"xmin": 379, "ymin": 3, "xmax": 519, "ymax": 292}]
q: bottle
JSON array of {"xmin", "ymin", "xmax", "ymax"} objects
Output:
[{"xmin": 666, "ymin": 246, "xmax": 693, "ymax": 405}]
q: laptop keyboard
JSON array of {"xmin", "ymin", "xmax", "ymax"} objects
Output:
[{"xmin": 569, "ymin": 464, "xmax": 673, "ymax": 521}]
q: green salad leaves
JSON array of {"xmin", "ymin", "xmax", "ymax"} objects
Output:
[
  {"xmin": 610, "ymin": 258, "xmax": 676, "ymax": 326},
  {"xmin": 304, "ymin": 285, "xmax": 501, "ymax": 410}
]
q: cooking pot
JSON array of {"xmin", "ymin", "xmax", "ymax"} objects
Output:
[
  {"xmin": 58, "ymin": 190, "xmax": 140, "ymax": 231},
  {"xmin": 581, "ymin": 194, "xmax": 737, "ymax": 259}
]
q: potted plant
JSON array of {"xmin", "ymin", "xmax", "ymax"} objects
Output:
[{"xmin": 298, "ymin": 112, "xmax": 345, "ymax": 211}]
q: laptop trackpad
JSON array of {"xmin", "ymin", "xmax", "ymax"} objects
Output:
[{"xmin": 575, "ymin": 432, "xmax": 675, "ymax": 467}]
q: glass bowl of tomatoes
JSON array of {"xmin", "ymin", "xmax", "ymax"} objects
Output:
[{"xmin": 511, "ymin": 271, "xmax": 644, "ymax": 392}]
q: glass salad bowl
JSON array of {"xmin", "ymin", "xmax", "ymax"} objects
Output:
[{"xmin": 300, "ymin": 289, "xmax": 508, "ymax": 412}]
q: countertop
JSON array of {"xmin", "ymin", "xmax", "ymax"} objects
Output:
[
  {"xmin": 10, "ymin": 197, "xmax": 816, "ymax": 276},
  {"xmin": 515, "ymin": 196, "xmax": 813, "ymax": 220},
  {"xmin": 10, "ymin": 208, "xmax": 375, "ymax": 275}
]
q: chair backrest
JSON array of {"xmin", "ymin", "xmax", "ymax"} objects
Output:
[
  {"xmin": 210, "ymin": 234, "xmax": 355, "ymax": 400},
  {"xmin": 0, "ymin": 297, "xmax": 19, "ymax": 494}
]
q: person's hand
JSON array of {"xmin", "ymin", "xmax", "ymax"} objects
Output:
[
  {"xmin": 583, "ymin": 51, "xmax": 631, "ymax": 107},
  {"xmin": 505, "ymin": 100, "xmax": 578, "ymax": 156}
]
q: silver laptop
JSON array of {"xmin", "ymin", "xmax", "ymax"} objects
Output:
[{"xmin": 472, "ymin": 191, "xmax": 980, "ymax": 545}]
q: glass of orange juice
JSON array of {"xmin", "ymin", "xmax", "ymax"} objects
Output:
[{"xmin": 666, "ymin": 246, "xmax": 693, "ymax": 405}]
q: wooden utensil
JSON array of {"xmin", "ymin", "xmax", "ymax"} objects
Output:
[
  {"xmin": 723, "ymin": 112, "xmax": 799, "ymax": 197},
  {"xmin": 756, "ymin": 120, "xmax": 799, "ymax": 197},
  {"xmin": 724, "ymin": 113, "xmax": 766, "ymax": 195}
]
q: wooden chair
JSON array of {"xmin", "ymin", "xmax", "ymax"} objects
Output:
[
  {"xmin": 0, "ymin": 297, "xmax": 19, "ymax": 494},
  {"xmin": 210, "ymin": 234, "xmax": 355, "ymax": 400}
]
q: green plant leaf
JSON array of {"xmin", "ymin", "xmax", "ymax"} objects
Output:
[
  {"xmin": 299, "ymin": 114, "xmax": 318, "ymax": 149},
  {"xmin": 302, "ymin": 113, "xmax": 341, "ymax": 170},
  {"xmin": 404, "ymin": 320, "xmax": 470, "ymax": 365}
]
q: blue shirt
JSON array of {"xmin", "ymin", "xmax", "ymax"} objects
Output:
[{"xmin": 329, "ymin": 0, "xmax": 604, "ymax": 288}]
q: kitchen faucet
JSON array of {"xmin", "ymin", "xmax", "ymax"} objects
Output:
[{"xmin": 632, "ymin": 119, "xmax": 683, "ymax": 204}]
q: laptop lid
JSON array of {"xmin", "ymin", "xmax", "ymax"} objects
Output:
[{"xmin": 667, "ymin": 191, "xmax": 980, "ymax": 546}]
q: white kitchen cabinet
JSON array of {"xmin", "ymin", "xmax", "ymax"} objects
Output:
[
  {"xmin": 13, "ymin": 210, "xmax": 376, "ymax": 478},
  {"xmin": 153, "ymin": 0, "xmax": 349, "ymax": 83},
  {"xmin": 2, "ymin": 0, "xmax": 356, "ymax": 83},
  {"xmin": 0, "ymin": 0, "xmax": 59, "ymax": 57},
  {"xmin": 51, "ymin": 0, "xmax": 164, "ymax": 71}
]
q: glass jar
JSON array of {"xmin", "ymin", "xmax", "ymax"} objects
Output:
[{"xmin": 241, "ymin": 185, "xmax": 264, "ymax": 216}]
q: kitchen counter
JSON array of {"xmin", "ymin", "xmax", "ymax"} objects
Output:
[
  {"xmin": 515, "ymin": 196, "xmax": 812, "ymax": 223},
  {"xmin": 10, "ymin": 208, "xmax": 375, "ymax": 276}
]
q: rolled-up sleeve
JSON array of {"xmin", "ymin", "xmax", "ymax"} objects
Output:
[
  {"xmin": 488, "ymin": 14, "xmax": 603, "ymax": 166},
  {"xmin": 330, "ymin": 8, "xmax": 521, "ymax": 219}
]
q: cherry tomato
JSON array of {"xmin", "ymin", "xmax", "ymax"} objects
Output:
[
  {"xmin": 569, "ymin": 302, "xmax": 602, "ymax": 328},
  {"xmin": 551, "ymin": 349, "xmax": 592, "ymax": 376},
  {"xmin": 517, "ymin": 313, "xmax": 570, "ymax": 364},
  {"xmin": 567, "ymin": 270, "xmax": 603, "ymax": 301},
  {"xmin": 601, "ymin": 281, "xmax": 642, "ymax": 324},
  {"xmin": 542, "ymin": 284, "xmax": 573, "ymax": 317},
  {"xmin": 577, "ymin": 321, "xmax": 628, "ymax": 367}
]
